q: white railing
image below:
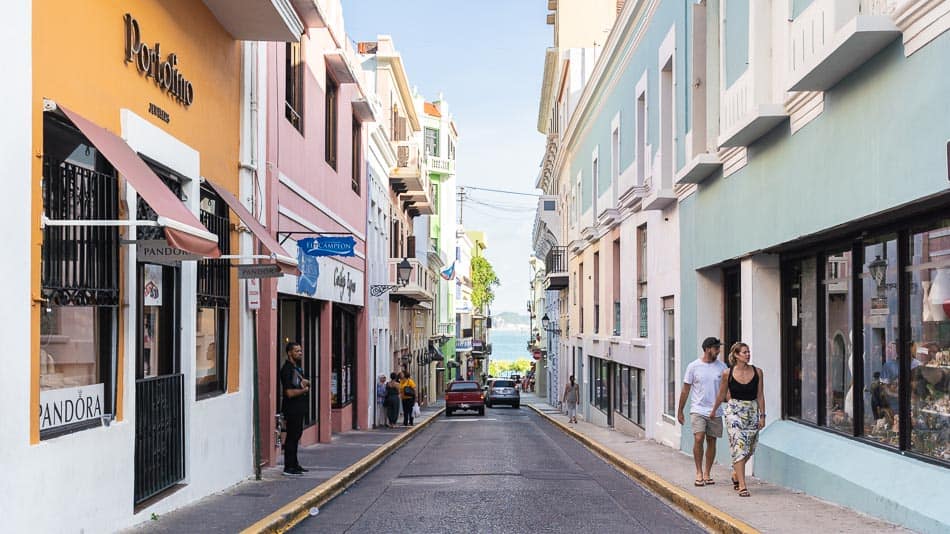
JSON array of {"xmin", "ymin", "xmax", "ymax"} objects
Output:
[
  {"xmin": 426, "ymin": 155, "xmax": 454, "ymax": 174},
  {"xmin": 721, "ymin": 69, "xmax": 754, "ymax": 136}
]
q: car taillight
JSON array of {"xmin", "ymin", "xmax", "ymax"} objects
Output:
[{"xmin": 480, "ymin": 394, "xmax": 484, "ymax": 400}]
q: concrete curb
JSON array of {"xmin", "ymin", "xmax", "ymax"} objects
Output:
[
  {"xmin": 529, "ymin": 405, "xmax": 758, "ymax": 534},
  {"xmin": 241, "ymin": 408, "xmax": 445, "ymax": 534}
]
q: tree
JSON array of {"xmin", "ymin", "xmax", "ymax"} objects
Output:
[
  {"xmin": 489, "ymin": 358, "xmax": 532, "ymax": 377},
  {"xmin": 471, "ymin": 256, "xmax": 500, "ymax": 311}
]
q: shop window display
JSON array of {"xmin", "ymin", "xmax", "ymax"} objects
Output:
[
  {"xmin": 909, "ymin": 223, "xmax": 950, "ymax": 462},
  {"xmin": 825, "ymin": 251, "xmax": 854, "ymax": 433},
  {"xmin": 862, "ymin": 236, "xmax": 900, "ymax": 448}
]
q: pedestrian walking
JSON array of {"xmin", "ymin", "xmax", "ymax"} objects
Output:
[
  {"xmin": 400, "ymin": 371, "xmax": 418, "ymax": 426},
  {"xmin": 279, "ymin": 342, "xmax": 310, "ymax": 477},
  {"xmin": 385, "ymin": 372, "xmax": 401, "ymax": 427},
  {"xmin": 375, "ymin": 374, "xmax": 388, "ymax": 428},
  {"xmin": 562, "ymin": 375, "xmax": 580, "ymax": 423},
  {"xmin": 677, "ymin": 337, "xmax": 727, "ymax": 487},
  {"xmin": 710, "ymin": 342, "xmax": 765, "ymax": 497}
]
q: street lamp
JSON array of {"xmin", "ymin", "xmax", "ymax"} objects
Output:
[
  {"xmin": 868, "ymin": 255, "xmax": 887, "ymax": 293},
  {"xmin": 370, "ymin": 257, "xmax": 413, "ymax": 296},
  {"xmin": 541, "ymin": 313, "xmax": 561, "ymax": 334}
]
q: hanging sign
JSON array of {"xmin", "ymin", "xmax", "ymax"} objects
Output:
[
  {"xmin": 297, "ymin": 236, "xmax": 356, "ymax": 257},
  {"xmin": 40, "ymin": 384, "xmax": 105, "ymax": 431},
  {"xmin": 137, "ymin": 239, "xmax": 204, "ymax": 265},
  {"xmin": 237, "ymin": 264, "xmax": 282, "ymax": 279},
  {"xmin": 246, "ymin": 278, "xmax": 261, "ymax": 309}
]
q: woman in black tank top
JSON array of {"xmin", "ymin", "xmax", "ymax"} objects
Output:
[{"xmin": 710, "ymin": 342, "xmax": 766, "ymax": 497}]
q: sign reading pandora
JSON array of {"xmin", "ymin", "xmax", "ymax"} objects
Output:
[
  {"xmin": 40, "ymin": 384, "xmax": 105, "ymax": 431},
  {"xmin": 124, "ymin": 13, "xmax": 196, "ymax": 106}
]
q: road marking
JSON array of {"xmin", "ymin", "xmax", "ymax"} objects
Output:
[{"xmin": 441, "ymin": 418, "xmax": 499, "ymax": 422}]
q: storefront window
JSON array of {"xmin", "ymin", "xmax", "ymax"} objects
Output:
[
  {"xmin": 590, "ymin": 356, "xmax": 609, "ymax": 413},
  {"xmin": 862, "ymin": 236, "xmax": 900, "ymax": 447},
  {"xmin": 196, "ymin": 187, "xmax": 230, "ymax": 397},
  {"xmin": 40, "ymin": 114, "xmax": 119, "ymax": 438},
  {"xmin": 824, "ymin": 251, "xmax": 854, "ymax": 433},
  {"xmin": 614, "ymin": 363, "xmax": 644, "ymax": 426},
  {"xmin": 332, "ymin": 306, "xmax": 357, "ymax": 407},
  {"xmin": 908, "ymin": 222, "xmax": 950, "ymax": 462},
  {"xmin": 786, "ymin": 257, "xmax": 819, "ymax": 423}
]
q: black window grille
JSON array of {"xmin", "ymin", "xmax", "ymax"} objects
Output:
[
  {"xmin": 136, "ymin": 163, "xmax": 183, "ymax": 241},
  {"xmin": 197, "ymin": 187, "xmax": 230, "ymax": 308},
  {"xmin": 42, "ymin": 158, "xmax": 120, "ymax": 306}
]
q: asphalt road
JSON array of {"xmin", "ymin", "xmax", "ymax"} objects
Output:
[{"xmin": 293, "ymin": 406, "xmax": 704, "ymax": 533}]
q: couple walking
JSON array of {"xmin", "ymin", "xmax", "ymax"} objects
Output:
[
  {"xmin": 376, "ymin": 370, "xmax": 417, "ymax": 428},
  {"xmin": 677, "ymin": 337, "xmax": 765, "ymax": 497}
]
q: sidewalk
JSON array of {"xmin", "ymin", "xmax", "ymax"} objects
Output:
[
  {"xmin": 528, "ymin": 398, "xmax": 911, "ymax": 534},
  {"xmin": 126, "ymin": 402, "xmax": 443, "ymax": 533}
]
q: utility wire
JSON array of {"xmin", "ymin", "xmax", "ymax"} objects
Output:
[{"xmin": 460, "ymin": 185, "xmax": 540, "ymax": 197}]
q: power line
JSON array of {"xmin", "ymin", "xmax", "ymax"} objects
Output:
[{"xmin": 460, "ymin": 185, "xmax": 540, "ymax": 197}]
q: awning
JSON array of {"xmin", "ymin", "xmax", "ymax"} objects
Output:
[
  {"xmin": 57, "ymin": 104, "xmax": 220, "ymax": 258},
  {"xmin": 204, "ymin": 179, "xmax": 299, "ymax": 275},
  {"xmin": 428, "ymin": 344, "xmax": 444, "ymax": 362}
]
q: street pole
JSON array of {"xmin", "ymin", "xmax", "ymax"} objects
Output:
[{"xmin": 251, "ymin": 308, "xmax": 262, "ymax": 480}]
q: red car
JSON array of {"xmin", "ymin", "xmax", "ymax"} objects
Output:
[{"xmin": 445, "ymin": 380, "xmax": 485, "ymax": 416}]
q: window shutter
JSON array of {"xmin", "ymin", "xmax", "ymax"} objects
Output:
[
  {"xmin": 617, "ymin": 0, "xmax": 625, "ymax": 15},
  {"xmin": 396, "ymin": 116, "xmax": 408, "ymax": 141}
]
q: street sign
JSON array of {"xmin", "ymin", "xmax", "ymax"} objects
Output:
[{"xmin": 237, "ymin": 264, "xmax": 282, "ymax": 279}]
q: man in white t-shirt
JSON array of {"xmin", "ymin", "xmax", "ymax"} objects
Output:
[{"xmin": 677, "ymin": 337, "xmax": 727, "ymax": 486}]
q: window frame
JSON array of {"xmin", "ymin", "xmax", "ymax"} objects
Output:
[
  {"xmin": 195, "ymin": 185, "xmax": 231, "ymax": 398},
  {"xmin": 285, "ymin": 42, "xmax": 303, "ymax": 132},
  {"xmin": 351, "ymin": 115, "xmax": 362, "ymax": 195},
  {"xmin": 325, "ymin": 72, "xmax": 339, "ymax": 169}
]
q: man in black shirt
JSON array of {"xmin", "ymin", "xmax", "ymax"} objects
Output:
[{"xmin": 280, "ymin": 341, "xmax": 309, "ymax": 476}]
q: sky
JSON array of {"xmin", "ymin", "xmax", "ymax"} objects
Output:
[{"xmin": 344, "ymin": 0, "xmax": 552, "ymax": 316}]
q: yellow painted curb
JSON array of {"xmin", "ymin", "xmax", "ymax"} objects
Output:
[
  {"xmin": 530, "ymin": 405, "xmax": 759, "ymax": 534},
  {"xmin": 242, "ymin": 408, "xmax": 446, "ymax": 534}
]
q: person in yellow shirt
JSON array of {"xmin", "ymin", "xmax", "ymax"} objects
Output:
[{"xmin": 399, "ymin": 370, "xmax": 418, "ymax": 426}]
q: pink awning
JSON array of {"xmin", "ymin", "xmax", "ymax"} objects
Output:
[
  {"xmin": 204, "ymin": 179, "xmax": 299, "ymax": 275},
  {"xmin": 58, "ymin": 105, "xmax": 220, "ymax": 258}
]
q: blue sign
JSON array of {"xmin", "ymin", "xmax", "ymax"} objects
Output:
[
  {"xmin": 296, "ymin": 247, "xmax": 319, "ymax": 296},
  {"xmin": 298, "ymin": 236, "xmax": 356, "ymax": 257}
]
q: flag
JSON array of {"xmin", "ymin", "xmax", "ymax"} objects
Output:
[{"xmin": 440, "ymin": 261, "xmax": 455, "ymax": 280}]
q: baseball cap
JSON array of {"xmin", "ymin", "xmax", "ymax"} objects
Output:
[{"xmin": 702, "ymin": 337, "xmax": 722, "ymax": 350}]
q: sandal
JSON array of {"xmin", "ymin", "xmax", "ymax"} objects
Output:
[
  {"xmin": 738, "ymin": 488, "xmax": 750, "ymax": 497},
  {"xmin": 694, "ymin": 479, "xmax": 705, "ymax": 487},
  {"xmin": 732, "ymin": 475, "xmax": 740, "ymax": 491},
  {"xmin": 704, "ymin": 478, "xmax": 715, "ymax": 485}
]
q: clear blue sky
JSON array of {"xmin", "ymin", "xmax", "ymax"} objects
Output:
[{"xmin": 344, "ymin": 0, "xmax": 551, "ymax": 315}]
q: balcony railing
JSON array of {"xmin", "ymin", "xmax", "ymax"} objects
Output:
[
  {"xmin": 390, "ymin": 141, "xmax": 424, "ymax": 193},
  {"xmin": 544, "ymin": 246, "xmax": 568, "ymax": 290},
  {"xmin": 426, "ymin": 155, "xmax": 454, "ymax": 174},
  {"xmin": 389, "ymin": 257, "xmax": 435, "ymax": 302},
  {"xmin": 437, "ymin": 322, "xmax": 455, "ymax": 337}
]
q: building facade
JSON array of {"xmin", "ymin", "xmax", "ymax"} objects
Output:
[
  {"xmin": 7, "ymin": 1, "xmax": 302, "ymax": 530},
  {"xmin": 535, "ymin": 0, "xmax": 950, "ymax": 530}
]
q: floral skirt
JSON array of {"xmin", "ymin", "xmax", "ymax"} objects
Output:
[{"xmin": 725, "ymin": 399, "xmax": 759, "ymax": 464}]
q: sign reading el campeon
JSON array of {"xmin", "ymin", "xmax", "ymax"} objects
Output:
[
  {"xmin": 278, "ymin": 240, "xmax": 364, "ymax": 305},
  {"xmin": 40, "ymin": 384, "xmax": 105, "ymax": 431},
  {"xmin": 297, "ymin": 236, "xmax": 357, "ymax": 257}
]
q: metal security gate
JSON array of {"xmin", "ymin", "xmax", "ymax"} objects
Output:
[{"xmin": 134, "ymin": 374, "xmax": 185, "ymax": 504}]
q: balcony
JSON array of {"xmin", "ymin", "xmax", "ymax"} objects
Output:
[
  {"xmin": 641, "ymin": 178, "xmax": 677, "ymax": 211},
  {"xmin": 389, "ymin": 258, "xmax": 434, "ymax": 302},
  {"xmin": 203, "ymin": 0, "xmax": 303, "ymax": 41},
  {"xmin": 544, "ymin": 246, "xmax": 568, "ymax": 290},
  {"xmin": 719, "ymin": 69, "xmax": 787, "ymax": 147},
  {"xmin": 426, "ymin": 155, "xmax": 455, "ymax": 175},
  {"xmin": 787, "ymin": 0, "xmax": 900, "ymax": 92},
  {"xmin": 676, "ymin": 152, "xmax": 722, "ymax": 185},
  {"xmin": 437, "ymin": 322, "xmax": 455, "ymax": 337},
  {"xmin": 401, "ymin": 178, "xmax": 435, "ymax": 216},
  {"xmin": 390, "ymin": 141, "xmax": 424, "ymax": 194}
]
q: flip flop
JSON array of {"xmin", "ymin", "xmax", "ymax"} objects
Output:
[
  {"xmin": 738, "ymin": 488, "xmax": 751, "ymax": 497},
  {"xmin": 704, "ymin": 478, "xmax": 715, "ymax": 485},
  {"xmin": 694, "ymin": 479, "xmax": 705, "ymax": 487}
]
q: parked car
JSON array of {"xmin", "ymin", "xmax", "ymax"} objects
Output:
[
  {"xmin": 485, "ymin": 378, "xmax": 520, "ymax": 409},
  {"xmin": 445, "ymin": 380, "xmax": 485, "ymax": 416}
]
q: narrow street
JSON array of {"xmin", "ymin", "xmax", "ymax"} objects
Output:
[{"xmin": 294, "ymin": 406, "xmax": 703, "ymax": 533}]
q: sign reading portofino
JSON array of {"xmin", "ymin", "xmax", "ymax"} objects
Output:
[
  {"xmin": 40, "ymin": 384, "xmax": 105, "ymax": 431},
  {"xmin": 124, "ymin": 13, "xmax": 195, "ymax": 106}
]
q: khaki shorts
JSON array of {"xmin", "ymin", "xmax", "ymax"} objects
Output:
[{"xmin": 690, "ymin": 413, "xmax": 723, "ymax": 438}]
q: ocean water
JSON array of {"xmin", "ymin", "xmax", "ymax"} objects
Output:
[{"xmin": 489, "ymin": 328, "xmax": 532, "ymax": 362}]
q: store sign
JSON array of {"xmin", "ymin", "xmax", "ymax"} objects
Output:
[
  {"xmin": 334, "ymin": 266, "xmax": 358, "ymax": 301},
  {"xmin": 457, "ymin": 338, "xmax": 473, "ymax": 351},
  {"xmin": 238, "ymin": 264, "xmax": 282, "ymax": 279},
  {"xmin": 247, "ymin": 278, "xmax": 261, "ymax": 310},
  {"xmin": 40, "ymin": 384, "xmax": 105, "ymax": 431},
  {"xmin": 143, "ymin": 264, "xmax": 163, "ymax": 306},
  {"xmin": 124, "ymin": 13, "xmax": 195, "ymax": 106},
  {"xmin": 298, "ymin": 236, "xmax": 356, "ymax": 257},
  {"xmin": 279, "ymin": 241, "xmax": 364, "ymax": 305},
  {"xmin": 137, "ymin": 239, "xmax": 204, "ymax": 265}
]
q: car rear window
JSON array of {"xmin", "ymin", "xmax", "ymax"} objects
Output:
[
  {"xmin": 492, "ymin": 380, "xmax": 515, "ymax": 388},
  {"xmin": 448, "ymin": 382, "xmax": 479, "ymax": 392}
]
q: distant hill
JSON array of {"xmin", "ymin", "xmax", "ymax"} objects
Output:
[{"xmin": 494, "ymin": 312, "xmax": 529, "ymax": 329}]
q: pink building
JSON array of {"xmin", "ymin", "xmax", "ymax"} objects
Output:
[{"xmin": 256, "ymin": 11, "xmax": 374, "ymax": 464}]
